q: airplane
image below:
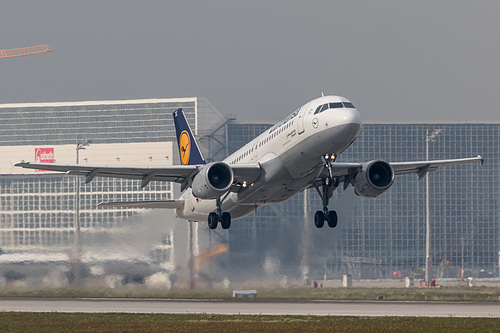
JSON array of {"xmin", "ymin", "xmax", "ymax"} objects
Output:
[{"xmin": 15, "ymin": 95, "xmax": 484, "ymax": 230}]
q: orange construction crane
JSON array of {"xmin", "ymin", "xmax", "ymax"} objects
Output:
[{"xmin": 0, "ymin": 44, "xmax": 51, "ymax": 59}]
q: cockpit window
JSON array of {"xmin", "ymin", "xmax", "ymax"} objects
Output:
[
  {"xmin": 329, "ymin": 102, "xmax": 343, "ymax": 109},
  {"xmin": 314, "ymin": 101, "xmax": 355, "ymax": 114}
]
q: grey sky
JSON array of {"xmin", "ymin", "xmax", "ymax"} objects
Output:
[{"xmin": 1, "ymin": 1, "xmax": 499, "ymax": 122}]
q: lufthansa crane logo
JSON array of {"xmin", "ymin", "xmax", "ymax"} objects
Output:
[{"xmin": 179, "ymin": 130, "xmax": 191, "ymax": 165}]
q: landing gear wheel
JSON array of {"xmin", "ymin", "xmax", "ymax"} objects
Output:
[
  {"xmin": 221, "ymin": 212, "xmax": 231, "ymax": 229},
  {"xmin": 327, "ymin": 210, "xmax": 338, "ymax": 228},
  {"xmin": 208, "ymin": 212, "xmax": 218, "ymax": 229},
  {"xmin": 314, "ymin": 211, "xmax": 325, "ymax": 228}
]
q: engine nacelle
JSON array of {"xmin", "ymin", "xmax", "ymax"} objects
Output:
[
  {"xmin": 191, "ymin": 162, "xmax": 234, "ymax": 199},
  {"xmin": 353, "ymin": 160, "xmax": 394, "ymax": 198}
]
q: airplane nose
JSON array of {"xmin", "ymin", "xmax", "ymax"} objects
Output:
[{"xmin": 339, "ymin": 108, "xmax": 362, "ymax": 127}]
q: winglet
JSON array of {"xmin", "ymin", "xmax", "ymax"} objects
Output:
[
  {"xmin": 478, "ymin": 154, "xmax": 485, "ymax": 167},
  {"xmin": 173, "ymin": 109, "xmax": 206, "ymax": 165},
  {"xmin": 9, "ymin": 161, "xmax": 15, "ymax": 174}
]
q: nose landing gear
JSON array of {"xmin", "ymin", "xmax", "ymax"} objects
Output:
[
  {"xmin": 313, "ymin": 154, "xmax": 339, "ymax": 228},
  {"xmin": 313, "ymin": 177, "xmax": 339, "ymax": 228}
]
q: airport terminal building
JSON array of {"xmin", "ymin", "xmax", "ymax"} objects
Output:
[
  {"xmin": 328, "ymin": 122, "xmax": 497, "ymax": 279},
  {"xmin": 0, "ymin": 97, "xmax": 498, "ymax": 284},
  {"xmin": 229, "ymin": 121, "xmax": 498, "ymax": 280}
]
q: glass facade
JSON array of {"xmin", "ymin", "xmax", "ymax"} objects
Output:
[
  {"xmin": 226, "ymin": 122, "xmax": 274, "ymax": 155},
  {"xmin": 0, "ymin": 175, "xmax": 170, "ymax": 251},
  {"xmin": 0, "ymin": 98, "xmax": 205, "ymax": 146},
  {"xmin": 336, "ymin": 123, "xmax": 497, "ymax": 279},
  {"xmin": 227, "ymin": 122, "xmax": 499, "ymax": 280}
]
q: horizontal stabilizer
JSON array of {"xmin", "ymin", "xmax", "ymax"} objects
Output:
[{"xmin": 98, "ymin": 200, "xmax": 184, "ymax": 209}]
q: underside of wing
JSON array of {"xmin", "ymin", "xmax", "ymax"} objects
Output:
[
  {"xmin": 312, "ymin": 162, "xmax": 363, "ymax": 184},
  {"xmin": 15, "ymin": 160, "xmax": 263, "ymax": 196},
  {"xmin": 230, "ymin": 163, "xmax": 262, "ymax": 185},
  {"xmin": 391, "ymin": 155, "xmax": 484, "ymax": 179},
  {"xmin": 98, "ymin": 200, "xmax": 184, "ymax": 209},
  {"xmin": 310, "ymin": 155, "xmax": 484, "ymax": 191},
  {"xmin": 15, "ymin": 162, "xmax": 199, "ymax": 187}
]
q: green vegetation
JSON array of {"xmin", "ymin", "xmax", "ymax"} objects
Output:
[
  {"xmin": 0, "ymin": 313, "xmax": 499, "ymax": 333},
  {"xmin": 1, "ymin": 285, "xmax": 500, "ymax": 302}
]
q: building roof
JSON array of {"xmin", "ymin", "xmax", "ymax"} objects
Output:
[{"xmin": 0, "ymin": 97, "xmax": 198, "ymax": 109}]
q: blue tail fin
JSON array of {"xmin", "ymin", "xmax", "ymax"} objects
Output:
[{"xmin": 173, "ymin": 109, "xmax": 206, "ymax": 165}]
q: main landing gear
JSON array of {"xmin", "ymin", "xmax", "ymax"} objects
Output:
[
  {"xmin": 313, "ymin": 154, "xmax": 339, "ymax": 228},
  {"xmin": 208, "ymin": 198, "xmax": 231, "ymax": 230}
]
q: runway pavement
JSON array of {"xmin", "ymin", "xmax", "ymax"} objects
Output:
[{"xmin": 0, "ymin": 298, "xmax": 499, "ymax": 317}]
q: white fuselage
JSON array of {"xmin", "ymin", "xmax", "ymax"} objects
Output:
[{"xmin": 176, "ymin": 95, "xmax": 362, "ymax": 222}]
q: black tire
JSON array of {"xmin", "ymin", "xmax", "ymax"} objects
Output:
[
  {"xmin": 314, "ymin": 211, "xmax": 325, "ymax": 228},
  {"xmin": 332, "ymin": 176, "xmax": 340, "ymax": 188},
  {"xmin": 221, "ymin": 212, "xmax": 231, "ymax": 229},
  {"xmin": 208, "ymin": 212, "xmax": 218, "ymax": 229},
  {"xmin": 327, "ymin": 210, "xmax": 338, "ymax": 228}
]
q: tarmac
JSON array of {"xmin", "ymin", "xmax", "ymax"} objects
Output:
[{"xmin": 0, "ymin": 298, "xmax": 499, "ymax": 317}]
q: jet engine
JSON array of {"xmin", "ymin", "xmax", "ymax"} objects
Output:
[
  {"xmin": 353, "ymin": 160, "xmax": 394, "ymax": 198},
  {"xmin": 191, "ymin": 162, "xmax": 234, "ymax": 199}
]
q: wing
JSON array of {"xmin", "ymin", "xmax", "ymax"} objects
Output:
[
  {"xmin": 315, "ymin": 155, "xmax": 484, "ymax": 188},
  {"xmin": 98, "ymin": 200, "xmax": 184, "ymax": 209},
  {"xmin": 390, "ymin": 155, "xmax": 484, "ymax": 179},
  {"xmin": 14, "ymin": 161, "xmax": 262, "ymax": 188},
  {"xmin": 15, "ymin": 162, "xmax": 199, "ymax": 187}
]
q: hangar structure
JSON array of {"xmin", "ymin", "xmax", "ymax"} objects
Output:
[
  {"xmin": 0, "ymin": 97, "xmax": 227, "ymax": 280},
  {"xmin": 0, "ymin": 97, "xmax": 498, "ymax": 283}
]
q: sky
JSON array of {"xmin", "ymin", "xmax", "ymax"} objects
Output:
[{"xmin": 1, "ymin": 1, "xmax": 499, "ymax": 122}]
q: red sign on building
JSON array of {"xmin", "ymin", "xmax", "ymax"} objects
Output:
[{"xmin": 35, "ymin": 148, "xmax": 54, "ymax": 172}]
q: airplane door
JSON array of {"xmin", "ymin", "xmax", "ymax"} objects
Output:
[{"xmin": 297, "ymin": 102, "xmax": 310, "ymax": 135}]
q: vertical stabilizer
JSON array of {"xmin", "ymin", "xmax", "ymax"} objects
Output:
[{"xmin": 173, "ymin": 108, "xmax": 206, "ymax": 165}]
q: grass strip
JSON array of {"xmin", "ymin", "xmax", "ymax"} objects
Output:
[
  {"xmin": 2, "ymin": 286, "xmax": 500, "ymax": 302},
  {"xmin": 0, "ymin": 313, "xmax": 499, "ymax": 333}
]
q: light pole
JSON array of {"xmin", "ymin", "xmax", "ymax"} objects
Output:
[
  {"xmin": 300, "ymin": 188, "xmax": 310, "ymax": 285},
  {"xmin": 461, "ymin": 235, "xmax": 465, "ymax": 279},
  {"xmin": 425, "ymin": 127, "xmax": 442, "ymax": 285},
  {"xmin": 74, "ymin": 138, "xmax": 90, "ymax": 279}
]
